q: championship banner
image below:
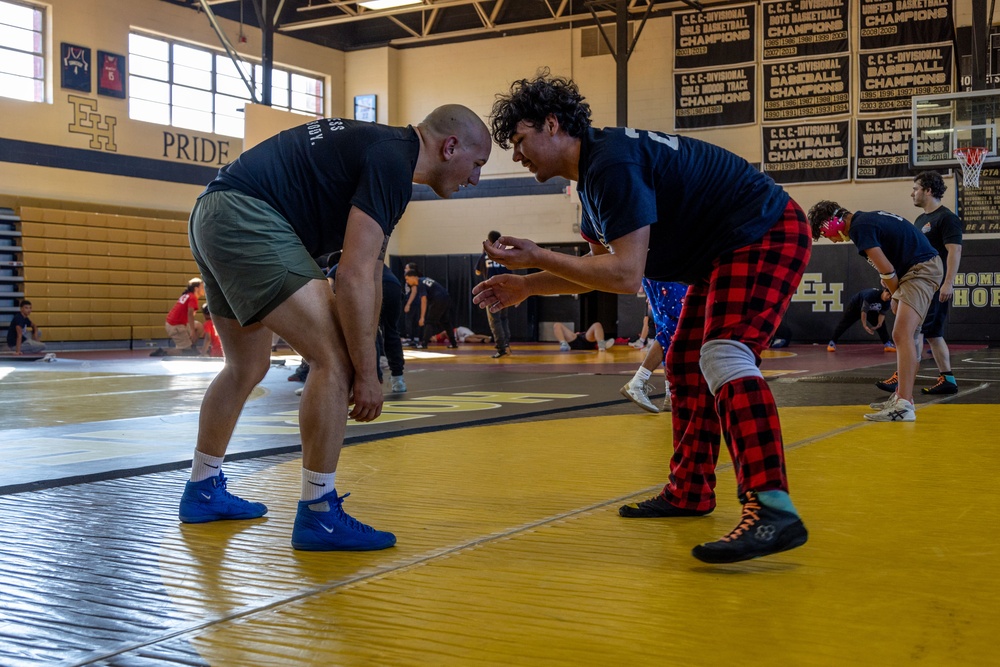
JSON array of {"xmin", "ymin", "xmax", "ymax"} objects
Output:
[
  {"xmin": 858, "ymin": 44, "xmax": 952, "ymax": 113},
  {"xmin": 674, "ymin": 4, "xmax": 756, "ymax": 70},
  {"xmin": 859, "ymin": 0, "xmax": 953, "ymax": 51},
  {"xmin": 762, "ymin": 0, "xmax": 849, "ymax": 60},
  {"xmin": 957, "ymin": 167, "xmax": 1000, "ymax": 234},
  {"xmin": 762, "ymin": 120, "xmax": 850, "ymax": 184},
  {"xmin": 763, "ymin": 55, "xmax": 849, "ymax": 121},
  {"xmin": 674, "ymin": 65, "xmax": 756, "ymax": 130},
  {"xmin": 855, "ymin": 113, "xmax": 953, "ymax": 180}
]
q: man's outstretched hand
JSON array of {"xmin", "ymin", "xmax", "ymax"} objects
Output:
[
  {"xmin": 482, "ymin": 236, "xmax": 543, "ymax": 271},
  {"xmin": 472, "ymin": 273, "xmax": 529, "ymax": 312}
]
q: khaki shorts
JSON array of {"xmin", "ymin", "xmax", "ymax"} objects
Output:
[
  {"xmin": 165, "ymin": 323, "xmax": 193, "ymax": 349},
  {"xmin": 893, "ymin": 256, "xmax": 944, "ymax": 320},
  {"xmin": 188, "ymin": 189, "xmax": 325, "ymax": 326}
]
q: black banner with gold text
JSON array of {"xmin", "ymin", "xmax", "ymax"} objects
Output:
[
  {"xmin": 858, "ymin": 44, "xmax": 952, "ymax": 113},
  {"xmin": 762, "ymin": 0, "xmax": 849, "ymax": 60},
  {"xmin": 675, "ymin": 65, "xmax": 756, "ymax": 129},
  {"xmin": 855, "ymin": 115, "xmax": 950, "ymax": 180},
  {"xmin": 675, "ymin": 4, "xmax": 756, "ymax": 70},
  {"xmin": 762, "ymin": 120, "xmax": 850, "ymax": 183},
  {"xmin": 763, "ymin": 55, "xmax": 850, "ymax": 121},
  {"xmin": 859, "ymin": 0, "xmax": 953, "ymax": 51}
]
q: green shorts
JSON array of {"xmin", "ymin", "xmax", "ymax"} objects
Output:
[{"xmin": 189, "ymin": 189, "xmax": 325, "ymax": 325}]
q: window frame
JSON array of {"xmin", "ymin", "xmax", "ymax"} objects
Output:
[
  {"xmin": 0, "ymin": 0, "xmax": 46, "ymax": 104},
  {"xmin": 127, "ymin": 31, "xmax": 325, "ymax": 138}
]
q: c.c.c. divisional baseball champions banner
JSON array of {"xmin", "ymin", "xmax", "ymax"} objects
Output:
[
  {"xmin": 858, "ymin": 43, "xmax": 953, "ymax": 113},
  {"xmin": 762, "ymin": 120, "xmax": 850, "ymax": 184},
  {"xmin": 763, "ymin": 54, "xmax": 850, "ymax": 121}
]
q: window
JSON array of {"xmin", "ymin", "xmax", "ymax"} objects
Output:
[
  {"xmin": 0, "ymin": 0, "xmax": 44, "ymax": 103},
  {"xmin": 127, "ymin": 33, "xmax": 324, "ymax": 138}
]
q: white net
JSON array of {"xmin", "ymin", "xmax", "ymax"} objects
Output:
[{"xmin": 954, "ymin": 147, "xmax": 988, "ymax": 188}]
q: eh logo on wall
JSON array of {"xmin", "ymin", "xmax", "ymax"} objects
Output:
[{"xmin": 791, "ymin": 272, "xmax": 843, "ymax": 312}]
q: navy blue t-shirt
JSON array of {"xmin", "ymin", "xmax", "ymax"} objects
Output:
[
  {"xmin": 849, "ymin": 211, "xmax": 938, "ymax": 278},
  {"xmin": 203, "ymin": 118, "xmax": 420, "ymax": 257},
  {"xmin": 577, "ymin": 127, "xmax": 790, "ymax": 284},
  {"xmin": 6, "ymin": 312, "xmax": 31, "ymax": 347},
  {"xmin": 419, "ymin": 277, "xmax": 449, "ymax": 304},
  {"xmin": 854, "ymin": 287, "xmax": 887, "ymax": 313},
  {"xmin": 476, "ymin": 253, "xmax": 510, "ymax": 280}
]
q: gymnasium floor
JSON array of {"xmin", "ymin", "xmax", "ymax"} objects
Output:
[{"xmin": 0, "ymin": 340, "xmax": 997, "ymax": 666}]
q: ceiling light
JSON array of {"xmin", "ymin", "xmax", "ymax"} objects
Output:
[{"xmin": 359, "ymin": 0, "xmax": 422, "ymax": 10}]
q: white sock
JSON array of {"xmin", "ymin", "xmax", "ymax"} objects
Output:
[
  {"xmin": 302, "ymin": 468, "xmax": 336, "ymax": 502},
  {"xmin": 191, "ymin": 451, "xmax": 224, "ymax": 482},
  {"xmin": 633, "ymin": 367, "xmax": 652, "ymax": 383}
]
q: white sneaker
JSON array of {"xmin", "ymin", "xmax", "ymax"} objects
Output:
[
  {"xmin": 598, "ymin": 338, "xmax": 615, "ymax": 352},
  {"xmin": 629, "ymin": 339, "xmax": 646, "ymax": 349},
  {"xmin": 559, "ymin": 342, "xmax": 571, "ymax": 352},
  {"xmin": 294, "ymin": 387, "xmax": 304, "ymax": 396},
  {"xmin": 869, "ymin": 395, "xmax": 894, "ymax": 410},
  {"xmin": 620, "ymin": 380, "xmax": 659, "ymax": 413},
  {"xmin": 390, "ymin": 375, "xmax": 406, "ymax": 393},
  {"xmin": 661, "ymin": 393, "xmax": 671, "ymax": 412},
  {"xmin": 864, "ymin": 395, "xmax": 915, "ymax": 422}
]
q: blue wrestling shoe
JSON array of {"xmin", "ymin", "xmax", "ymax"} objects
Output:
[
  {"xmin": 178, "ymin": 472, "xmax": 268, "ymax": 523},
  {"xmin": 292, "ymin": 490, "xmax": 396, "ymax": 551}
]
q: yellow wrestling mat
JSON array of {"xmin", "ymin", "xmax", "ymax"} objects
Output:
[{"xmin": 147, "ymin": 404, "xmax": 998, "ymax": 666}]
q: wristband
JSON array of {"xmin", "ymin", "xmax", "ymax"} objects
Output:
[{"xmin": 879, "ymin": 271, "xmax": 896, "ymax": 280}]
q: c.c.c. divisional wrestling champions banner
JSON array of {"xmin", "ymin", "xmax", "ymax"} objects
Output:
[
  {"xmin": 762, "ymin": 120, "xmax": 850, "ymax": 184},
  {"xmin": 855, "ymin": 114, "xmax": 952, "ymax": 180},
  {"xmin": 762, "ymin": 0, "xmax": 849, "ymax": 60}
]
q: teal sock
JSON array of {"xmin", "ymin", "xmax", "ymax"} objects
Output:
[
  {"xmin": 757, "ymin": 490, "xmax": 798, "ymax": 516},
  {"xmin": 943, "ymin": 373, "xmax": 955, "ymax": 384}
]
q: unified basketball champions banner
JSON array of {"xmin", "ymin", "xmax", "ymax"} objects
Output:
[{"xmin": 859, "ymin": 0, "xmax": 953, "ymax": 51}]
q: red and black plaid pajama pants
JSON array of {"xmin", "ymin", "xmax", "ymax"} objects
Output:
[{"xmin": 662, "ymin": 199, "xmax": 812, "ymax": 511}]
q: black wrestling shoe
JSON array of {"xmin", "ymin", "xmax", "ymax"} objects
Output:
[
  {"xmin": 619, "ymin": 494, "xmax": 713, "ymax": 518},
  {"xmin": 691, "ymin": 492, "xmax": 808, "ymax": 564}
]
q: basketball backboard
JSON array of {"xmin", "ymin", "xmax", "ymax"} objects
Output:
[{"xmin": 911, "ymin": 89, "xmax": 1000, "ymax": 168}]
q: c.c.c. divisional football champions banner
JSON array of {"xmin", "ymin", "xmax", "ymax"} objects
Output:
[{"xmin": 762, "ymin": 120, "xmax": 850, "ymax": 183}]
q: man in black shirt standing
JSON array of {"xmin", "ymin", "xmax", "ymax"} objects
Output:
[
  {"xmin": 910, "ymin": 171, "xmax": 963, "ymax": 395},
  {"xmin": 178, "ymin": 105, "xmax": 491, "ymax": 552},
  {"xmin": 405, "ymin": 270, "xmax": 458, "ymax": 349}
]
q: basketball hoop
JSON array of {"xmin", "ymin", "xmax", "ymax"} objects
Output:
[{"xmin": 954, "ymin": 147, "xmax": 989, "ymax": 188}]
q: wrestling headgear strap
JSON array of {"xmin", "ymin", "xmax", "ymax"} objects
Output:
[{"xmin": 820, "ymin": 209, "xmax": 849, "ymax": 241}]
